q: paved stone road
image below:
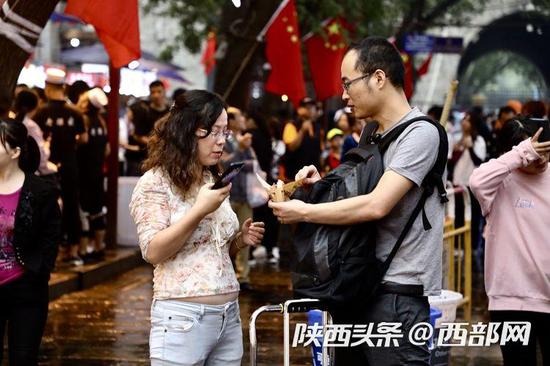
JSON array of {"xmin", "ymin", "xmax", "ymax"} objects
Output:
[{"xmin": 34, "ymin": 264, "xmax": 503, "ymax": 365}]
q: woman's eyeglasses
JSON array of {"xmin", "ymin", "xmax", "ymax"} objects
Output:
[{"xmin": 197, "ymin": 128, "xmax": 233, "ymax": 140}]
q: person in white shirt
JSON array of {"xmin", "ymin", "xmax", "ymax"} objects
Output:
[{"xmin": 451, "ymin": 110, "xmax": 487, "ymax": 253}]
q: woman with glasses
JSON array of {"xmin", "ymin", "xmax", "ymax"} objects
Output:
[{"xmin": 130, "ymin": 90, "xmax": 264, "ymax": 366}]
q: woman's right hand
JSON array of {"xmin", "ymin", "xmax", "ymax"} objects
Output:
[
  {"xmin": 295, "ymin": 165, "xmax": 321, "ymax": 185},
  {"xmin": 195, "ymin": 183, "xmax": 232, "ymax": 216}
]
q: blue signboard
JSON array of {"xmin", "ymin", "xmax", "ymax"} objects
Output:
[
  {"xmin": 404, "ymin": 33, "xmax": 463, "ymax": 54},
  {"xmin": 404, "ymin": 34, "xmax": 435, "ymax": 53},
  {"xmin": 433, "ymin": 37, "xmax": 463, "ymax": 53}
]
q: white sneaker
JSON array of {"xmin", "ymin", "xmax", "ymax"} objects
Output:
[
  {"xmin": 252, "ymin": 245, "xmax": 267, "ymax": 259},
  {"xmin": 272, "ymin": 247, "xmax": 280, "ymax": 260}
]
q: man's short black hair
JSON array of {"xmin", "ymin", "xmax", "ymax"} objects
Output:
[
  {"xmin": 172, "ymin": 88, "xmax": 186, "ymax": 101},
  {"xmin": 497, "ymin": 106, "xmax": 516, "ymax": 120},
  {"xmin": 348, "ymin": 37, "xmax": 405, "ymax": 89},
  {"xmin": 299, "ymin": 97, "xmax": 316, "ymax": 107},
  {"xmin": 67, "ymin": 80, "xmax": 90, "ymax": 105},
  {"xmin": 32, "ymin": 87, "xmax": 46, "ymax": 102},
  {"xmin": 149, "ymin": 80, "xmax": 165, "ymax": 90},
  {"xmin": 427, "ymin": 105, "xmax": 443, "ymax": 121}
]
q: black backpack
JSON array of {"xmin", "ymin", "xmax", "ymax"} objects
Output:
[{"xmin": 290, "ymin": 116, "xmax": 449, "ymax": 309}]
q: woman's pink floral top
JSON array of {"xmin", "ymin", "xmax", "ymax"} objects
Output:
[{"xmin": 130, "ymin": 168, "xmax": 240, "ymax": 300}]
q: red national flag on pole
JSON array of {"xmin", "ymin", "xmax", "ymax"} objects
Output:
[
  {"xmin": 304, "ymin": 17, "xmax": 348, "ymax": 101},
  {"xmin": 402, "ymin": 52, "xmax": 432, "ymax": 100},
  {"xmin": 264, "ymin": 0, "xmax": 306, "ymax": 107},
  {"xmin": 65, "ymin": 0, "xmax": 141, "ymax": 68},
  {"xmin": 201, "ymin": 32, "xmax": 216, "ymax": 75}
]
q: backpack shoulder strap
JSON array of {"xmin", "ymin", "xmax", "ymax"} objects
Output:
[
  {"xmin": 342, "ymin": 121, "xmax": 380, "ymax": 163},
  {"xmin": 358, "ymin": 121, "xmax": 380, "ymax": 147},
  {"xmin": 378, "ymin": 116, "xmax": 449, "ymax": 203},
  {"xmin": 382, "ymin": 186, "xmax": 432, "ymax": 273},
  {"xmin": 379, "ymin": 116, "xmax": 450, "ymax": 276},
  {"xmin": 378, "ymin": 116, "xmax": 434, "ymax": 153}
]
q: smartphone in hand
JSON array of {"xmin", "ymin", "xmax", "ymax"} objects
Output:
[
  {"xmin": 212, "ymin": 162, "xmax": 245, "ymax": 189},
  {"xmin": 526, "ymin": 118, "xmax": 550, "ymax": 142}
]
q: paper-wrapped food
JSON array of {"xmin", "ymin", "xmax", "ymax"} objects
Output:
[{"xmin": 256, "ymin": 173, "xmax": 304, "ymax": 202}]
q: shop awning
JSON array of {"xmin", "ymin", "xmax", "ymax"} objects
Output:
[{"xmin": 61, "ymin": 43, "xmax": 189, "ymax": 83}]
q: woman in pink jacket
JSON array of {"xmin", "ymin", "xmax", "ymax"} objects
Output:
[{"xmin": 469, "ymin": 117, "xmax": 550, "ymax": 366}]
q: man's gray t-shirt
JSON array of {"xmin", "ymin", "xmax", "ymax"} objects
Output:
[{"xmin": 376, "ymin": 107, "xmax": 444, "ymax": 296}]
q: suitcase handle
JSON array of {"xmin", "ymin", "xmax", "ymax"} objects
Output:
[
  {"xmin": 250, "ymin": 304, "xmax": 283, "ymax": 366},
  {"xmin": 250, "ymin": 299, "xmax": 332, "ymax": 366},
  {"xmin": 285, "ymin": 299, "xmax": 330, "ymax": 313},
  {"xmin": 284, "ymin": 300, "xmax": 329, "ymax": 366}
]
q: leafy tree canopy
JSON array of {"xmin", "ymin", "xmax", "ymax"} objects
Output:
[{"xmin": 144, "ymin": 0, "xmax": 499, "ymax": 57}]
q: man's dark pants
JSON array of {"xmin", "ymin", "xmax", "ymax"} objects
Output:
[{"xmin": 332, "ymin": 287, "xmax": 431, "ymax": 366}]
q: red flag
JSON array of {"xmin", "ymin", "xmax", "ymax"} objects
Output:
[
  {"xmin": 264, "ymin": 0, "xmax": 306, "ymax": 107},
  {"xmin": 201, "ymin": 32, "xmax": 217, "ymax": 75},
  {"xmin": 402, "ymin": 53, "xmax": 414, "ymax": 99},
  {"xmin": 401, "ymin": 52, "xmax": 432, "ymax": 99},
  {"xmin": 417, "ymin": 53, "xmax": 432, "ymax": 76},
  {"xmin": 65, "ymin": 0, "xmax": 140, "ymax": 68},
  {"xmin": 305, "ymin": 18, "xmax": 348, "ymax": 101}
]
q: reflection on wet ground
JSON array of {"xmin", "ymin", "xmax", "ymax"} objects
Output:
[{"xmin": 31, "ymin": 262, "xmax": 503, "ymax": 365}]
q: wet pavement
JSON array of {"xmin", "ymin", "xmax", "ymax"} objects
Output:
[{"xmin": 28, "ymin": 260, "xmax": 504, "ymax": 365}]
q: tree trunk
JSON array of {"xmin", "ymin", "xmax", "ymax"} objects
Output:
[
  {"xmin": 0, "ymin": 0, "xmax": 60, "ymax": 102},
  {"xmin": 213, "ymin": 0, "xmax": 281, "ymax": 109}
]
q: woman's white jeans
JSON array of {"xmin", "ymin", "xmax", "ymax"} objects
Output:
[{"xmin": 150, "ymin": 299, "xmax": 243, "ymax": 366}]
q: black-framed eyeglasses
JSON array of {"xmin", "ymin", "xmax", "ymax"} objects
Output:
[{"xmin": 342, "ymin": 73, "xmax": 371, "ymax": 92}]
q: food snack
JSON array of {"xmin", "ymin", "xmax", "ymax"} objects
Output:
[{"xmin": 256, "ymin": 173, "xmax": 305, "ymax": 202}]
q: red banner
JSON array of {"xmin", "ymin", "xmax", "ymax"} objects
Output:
[
  {"xmin": 305, "ymin": 17, "xmax": 349, "ymax": 101},
  {"xmin": 264, "ymin": 0, "xmax": 306, "ymax": 107},
  {"xmin": 66, "ymin": 0, "xmax": 141, "ymax": 68}
]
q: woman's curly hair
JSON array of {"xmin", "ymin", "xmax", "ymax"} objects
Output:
[{"xmin": 142, "ymin": 90, "xmax": 226, "ymax": 196}]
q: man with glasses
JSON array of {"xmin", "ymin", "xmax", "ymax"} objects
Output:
[
  {"xmin": 221, "ymin": 107, "xmax": 255, "ymax": 291},
  {"xmin": 270, "ymin": 37, "xmax": 444, "ymax": 365}
]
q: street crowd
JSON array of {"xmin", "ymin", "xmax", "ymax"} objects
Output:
[{"xmin": 0, "ymin": 36, "xmax": 549, "ymax": 365}]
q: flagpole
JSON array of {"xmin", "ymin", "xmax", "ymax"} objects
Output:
[
  {"xmin": 257, "ymin": 0, "xmax": 290, "ymax": 41},
  {"xmin": 222, "ymin": 41, "xmax": 259, "ymax": 101},
  {"xmin": 302, "ymin": 17, "xmax": 332, "ymax": 42},
  {"xmin": 223, "ymin": 0, "xmax": 290, "ymax": 101},
  {"xmin": 106, "ymin": 62, "xmax": 120, "ymax": 249}
]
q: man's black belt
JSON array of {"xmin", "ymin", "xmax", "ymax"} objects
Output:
[{"xmin": 377, "ymin": 282, "xmax": 424, "ymax": 297}]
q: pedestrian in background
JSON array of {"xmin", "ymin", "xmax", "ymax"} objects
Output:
[
  {"xmin": 221, "ymin": 107, "xmax": 255, "ymax": 290},
  {"xmin": 76, "ymin": 88, "xmax": 110, "ymax": 261},
  {"xmin": 0, "ymin": 119, "xmax": 61, "ymax": 365},
  {"xmin": 470, "ymin": 117, "xmax": 550, "ymax": 366},
  {"xmin": 33, "ymin": 69, "xmax": 87, "ymax": 266},
  {"xmin": 125, "ymin": 80, "xmax": 170, "ymax": 176}
]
